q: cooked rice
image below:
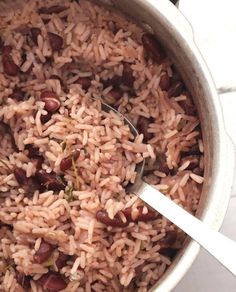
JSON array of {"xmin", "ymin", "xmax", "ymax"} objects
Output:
[{"xmin": 0, "ymin": 0, "xmax": 204, "ymax": 291}]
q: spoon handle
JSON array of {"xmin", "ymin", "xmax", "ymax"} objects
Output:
[{"xmin": 136, "ymin": 181, "xmax": 236, "ymax": 276}]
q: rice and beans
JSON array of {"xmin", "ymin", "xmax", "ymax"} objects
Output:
[{"xmin": 0, "ymin": 0, "xmax": 204, "ymax": 291}]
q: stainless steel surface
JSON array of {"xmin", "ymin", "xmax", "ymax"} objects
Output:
[{"xmin": 0, "ymin": 0, "xmax": 235, "ymax": 291}]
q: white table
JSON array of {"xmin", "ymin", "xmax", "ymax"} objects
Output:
[{"xmin": 174, "ymin": 1, "xmax": 236, "ymax": 291}]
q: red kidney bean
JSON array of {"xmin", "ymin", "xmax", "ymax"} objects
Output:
[
  {"xmin": 159, "ymin": 247, "xmax": 178, "ymax": 259},
  {"xmin": 2, "ymin": 45, "xmax": 12, "ymax": 55},
  {"xmin": 44, "ymin": 98, "xmax": 61, "ymax": 113},
  {"xmin": 25, "ymin": 145, "xmax": 44, "ymax": 170},
  {"xmin": 37, "ymin": 271, "xmax": 67, "ymax": 291},
  {"xmin": 192, "ymin": 167, "xmax": 203, "ymax": 176},
  {"xmin": 75, "ymin": 77, "xmax": 91, "ymax": 91},
  {"xmin": 156, "ymin": 153, "xmax": 170, "ymax": 174},
  {"xmin": 34, "ymin": 240, "xmax": 54, "ymax": 264},
  {"xmin": 123, "ymin": 206, "xmax": 159, "ymax": 222},
  {"xmin": 180, "ymin": 155, "xmax": 199, "ymax": 171},
  {"xmin": 122, "ymin": 62, "xmax": 135, "ymax": 87},
  {"xmin": 109, "ymin": 89, "xmax": 123, "ymax": 101},
  {"xmin": 14, "ymin": 167, "xmax": 27, "ymax": 185},
  {"xmin": 159, "ymin": 72, "xmax": 171, "ymax": 91},
  {"xmin": 55, "ymin": 252, "xmax": 69, "ymax": 269},
  {"xmin": 23, "ymin": 177, "xmax": 41, "ymax": 197},
  {"xmin": 96, "ymin": 210, "xmax": 129, "ymax": 228},
  {"xmin": 30, "ymin": 27, "xmax": 41, "ymax": 45},
  {"xmin": 136, "ymin": 116, "xmax": 153, "ymax": 142},
  {"xmin": 48, "ymin": 32, "xmax": 63, "ymax": 52},
  {"xmin": 38, "ymin": 5, "xmax": 67, "ymax": 14},
  {"xmin": 16, "ymin": 272, "xmax": 31, "ymax": 289},
  {"xmin": 15, "ymin": 24, "xmax": 30, "ymax": 36},
  {"xmin": 142, "ymin": 33, "xmax": 165, "ymax": 64},
  {"xmin": 183, "ymin": 144, "xmax": 201, "ymax": 156},
  {"xmin": 35, "ymin": 156, "xmax": 44, "ymax": 170},
  {"xmin": 167, "ymin": 81, "xmax": 184, "ymax": 97},
  {"xmin": 60, "ymin": 149, "xmax": 80, "ymax": 172},
  {"xmin": 34, "ymin": 170, "xmax": 66, "ymax": 191},
  {"xmin": 2, "ymin": 54, "xmax": 19, "ymax": 76},
  {"xmin": 96, "ymin": 206, "xmax": 158, "ymax": 228},
  {"xmin": 40, "ymin": 111, "xmax": 52, "ymax": 124},
  {"xmin": 159, "ymin": 231, "xmax": 178, "ymax": 248},
  {"xmin": 40, "ymin": 90, "xmax": 61, "ymax": 113},
  {"xmin": 102, "ymin": 75, "xmax": 123, "ymax": 89},
  {"xmin": 25, "ymin": 144, "xmax": 40, "ymax": 158},
  {"xmin": 10, "ymin": 87, "xmax": 25, "ymax": 101},
  {"xmin": 40, "ymin": 90, "xmax": 58, "ymax": 101}
]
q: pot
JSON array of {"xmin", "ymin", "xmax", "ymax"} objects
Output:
[
  {"xmin": 0, "ymin": 0, "xmax": 235, "ymax": 291},
  {"xmin": 97, "ymin": 0, "xmax": 235, "ymax": 290}
]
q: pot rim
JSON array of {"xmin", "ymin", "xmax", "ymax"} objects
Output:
[{"xmin": 1, "ymin": 0, "xmax": 235, "ymax": 291}]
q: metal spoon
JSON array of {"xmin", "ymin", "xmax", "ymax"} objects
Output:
[{"xmin": 102, "ymin": 102, "xmax": 236, "ymax": 277}]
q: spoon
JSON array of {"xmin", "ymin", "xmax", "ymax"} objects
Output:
[{"xmin": 102, "ymin": 102, "xmax": 236, "ymax": 277}]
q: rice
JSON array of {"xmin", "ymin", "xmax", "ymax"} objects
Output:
[{"xmin": 0, "ymin": 0, "xmax": 204, "ymax": 291}]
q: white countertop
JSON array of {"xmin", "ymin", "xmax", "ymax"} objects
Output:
[{"xmin": 174, "ymin": 1, "xmax": 236, "ymax": 291}]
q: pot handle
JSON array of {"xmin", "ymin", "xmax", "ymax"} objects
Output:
[
  {"xmin": 169, "ymin": 0, "xmax": 179, "ymax": 5},
  {"xmin": 152, "ymin": 0, "xmax": 194, "ymax": 41}
]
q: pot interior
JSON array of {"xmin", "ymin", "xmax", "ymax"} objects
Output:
[{"xmin": 0, "ymin": 0, "xmax": 232, "ymax": 291}]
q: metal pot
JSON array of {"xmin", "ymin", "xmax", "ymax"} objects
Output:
[
  {"xmin": 97, "ymin": 0, "xmax": 235, "ymax": 290},
  {"xmin": 0, "ymin": 0, "xmax": 234, "ymax": 290}
]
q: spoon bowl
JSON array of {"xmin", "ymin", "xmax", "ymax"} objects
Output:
[{"xmin": 101, "ymin": 102, "xmax": 146, "ymax": 188}]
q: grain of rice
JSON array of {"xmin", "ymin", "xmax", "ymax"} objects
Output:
[
  {"xmin": 178, "ymin": 160, "xmax": 191, "ymax": 171},
  {"xmin": 80, "ymin": 244, "xmax": 95, "ymax": 254},
  {"xmin": 35, "ymin": 48, "xmax": 47, "ymax": 63},
  {"xmin": 170, "ymin": 182, "xmax": 179, "ymax": 195},
  {"xmin": 71, "ymin": 257, "xmax": 81, "ymax": 275},
  {"xmin": 155, "ymin": 184, "xmax": 169, "ymax": 191},
  {"xmin": 124, "ymin": 271, "xmax": 135, "ymax": 287},
  {"xmin": 131, "ymin": 232, "xmax": 148, "ymax": 241},
  {"xmin": 179, "ymin": 173, "xmax": 190, "ymax": 187},
  {"xmin": 199, "ymin": 139, "xmax": 204, "ymax": 152},
  {"xmin": 154, "ymin": 170, "xmax": 166, "ymax": 178},
  {"xmin": 190, "ymin": 173, "xmax": 204, "ymax": 184},
  {"xmin": 164, "ymin": 130, "xmax": 178, "ymax": 139},
  {"xmin": 88, "ymin": 219, "xmax": 95, "ymax": 244}
]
